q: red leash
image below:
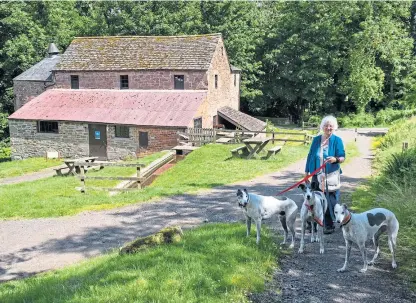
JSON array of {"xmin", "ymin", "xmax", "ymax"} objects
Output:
[{"xmin": 276, "ymin": 160, "xmax": 330, "ymax": 196}]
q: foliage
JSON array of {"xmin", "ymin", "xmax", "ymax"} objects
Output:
[
  {"xmin": 0, "ymin": 223, "xmax": 279, "ymax": 303},
  {"xmin": 0, "ymin": 144, "xmax": 308, "ymax": 219},
  {"xmin": 0, "ymin": 157, "xmax": 61, "ymax": 178},
  {"xmin": 1, "ymin": 1, "xmax": 415, "ymax": 123},
  {"xmin": 382, "ymin": 147, "xmax": 416, "ymax": 181}
]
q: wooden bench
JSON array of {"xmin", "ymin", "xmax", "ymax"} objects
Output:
[
  {"xmin": 53, "ymin": 165, "xmax": 70, "ymax": 176},
  {"xmin": 266, "ymin": 146, "xmax": 282, "ymax": 158},
  {"xmin": 231, "ymin": 146, "xmax": 249, "ymax": 158}
]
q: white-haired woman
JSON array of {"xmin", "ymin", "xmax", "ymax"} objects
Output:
[{"xmin": 304, "ymin": 115, "xmax": 345, "ymax": 234}]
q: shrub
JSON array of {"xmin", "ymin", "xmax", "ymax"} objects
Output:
[{"xmin": 382, "ymin": 147, "xmax": 416, "ymax": 182}]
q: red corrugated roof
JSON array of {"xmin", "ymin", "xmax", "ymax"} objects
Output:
[{"xmin": 9, "ymin": 89, "xmax": 207, "ymax": 127}]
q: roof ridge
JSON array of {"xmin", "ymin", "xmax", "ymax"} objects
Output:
[{"xmin": 73, "ymin": 33, "xmax": 222, "ymax": 39}]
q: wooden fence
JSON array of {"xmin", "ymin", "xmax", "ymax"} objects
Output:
[
  {"xmin": 76, "ymin": 161, "xmax": 145, "ymax": 193},
  {"xmin": 179, "ymin": 128, "xmax": 314, "ymax": 145}
]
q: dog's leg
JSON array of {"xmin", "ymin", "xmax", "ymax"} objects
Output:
[
  {"xmin": 388, "ymin": 233, "xmax": 397, "ymax": 269},
  {"xmin": 255, "ymin": 219, "xmax": 261, "ymax": 245},
  {"xmin": 389, "ymin": 219, "xmax": 399, "ymax": 269},
  {"xmin": 279, "ymin": 215, "xmax": 288, "ymax": 245},
  {"xmin": 287, "ymin": 211, "xmax": 297, "ymax": 249},
  {"xmin": 298, "ymin": 220, "xmax": 305, "ymax": 253},
  {"xmin": 359, "ymin": 243, "xmax": 368, "ymax": 273},
  {"xmin": 246, "ymin": 216, "xmax": 251, "ymax": 237},
  {"xmin": 338, "ymin": 240, "xmax": 352, "ymax": 272},
  {"xmin": 369, "ymin": 226, "xmax": 385, "ymax": 266},
  {"xmin": 310, "ymin": 221, "xmax": 316, "ymax": 243},
  {"xmin": 318, "ymin": 225, "xmax": 324, "ymax": 254}
]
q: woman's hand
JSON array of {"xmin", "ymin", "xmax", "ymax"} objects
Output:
[{"xmin": 326, "ymin": 156, "xmax": 337, "ymax": 164}]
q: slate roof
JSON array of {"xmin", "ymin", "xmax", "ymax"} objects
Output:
[
  {"xmin": 9, "ymin": 89, "xmax": 207, "ymax": 128},
  {"xmin": 218, "ymin": 106, "xmax": 266, "ymax": 132},
  {"xmin": 13, "ymin": 55, "xmax": 61, "ymax": 81},
  {"xmin": 55, "ymin": 34, "xmax": 222, "ymax": 71}
]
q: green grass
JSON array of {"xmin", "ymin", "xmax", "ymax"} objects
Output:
[
  {"xmin": 344, "ymin": 141, "xmax": 360, "ymax": 164},
  {"xmin": 0, "ymin": 158, "xmax": 62, "ymax": 178},
  {"xmin": 350, "ymin": 117, "xmax": 416, "ymax": 288},
  {"xmin": 0, "ymin": 223, "xmax": 279, "ymax": 303},
  {"xmin": 0, "ymin": 144, "xmax": 308, "ymax": 219}
]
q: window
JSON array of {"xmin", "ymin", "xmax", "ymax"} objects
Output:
[
  {"xmin": 194, "ymin": 117, "xmax": 202, "ymax": 129},
  {"xmin": 215, "ymin": 75, "xmax": 218, "ymax": 89},
  {"xmin": 234, "ymin": 74, "xmax": 237, "ymax": 86},
  {"xmin": 70, "ymin": 75, "xmax": 79, "ymax": 89},
  {"xmin": 174, "ymin": 75, "xmax": 184, "ymax": 90},
  {"xmin": 38, "ymin": 121, "xmax": 58, "ymax": 133},
  {"xmin": 115, "ymin": 125, "xmax": 129, "ymax": 138},
  {"xmin": 120, "ymin": 75, "xmax": 129, "ymax": 89},
  {"xmin": 139, "ymin": 131, "xmax": 148, "ymax": 148}
]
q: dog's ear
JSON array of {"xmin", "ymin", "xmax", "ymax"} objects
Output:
[
  {"xmin": 342, "ymin": 203, "xmax": 348, "ymax": 210},
  {"xmin": 237, "ymin": 189, "xmax": 242, "ymax": 196},
  {"xmin": 243, "ymin": 188, "xmax": 248, "ymax": 194},
  {"xmin": 298, "ymin": 184, "xmax": 306, "ymax": 191}
]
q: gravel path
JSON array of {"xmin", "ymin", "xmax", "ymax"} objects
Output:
[{"xmin": 0, "ymin": 130, "xmax": 415, "ymax": 302}]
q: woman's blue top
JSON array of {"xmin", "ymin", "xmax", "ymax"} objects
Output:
[{"xmin": 305, "ymin": 134, "xmax": 345, "ymax": 174}]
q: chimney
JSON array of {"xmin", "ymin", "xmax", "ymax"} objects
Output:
[{"xmin": 47, "ymin": 43, "xmax": 60, "ymax": 57}]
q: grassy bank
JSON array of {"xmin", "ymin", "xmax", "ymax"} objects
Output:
[
  {"xmin": 350, "ymin": 117, "xmax": 416, "ymax": 287},
  {"xmin": 0, "ymin": 158, "xmax": 62, "ymax": 178},
  {"xmin": 0, "ymin": 144, "xmax": 308, "ymax": 219},
  {"xmin": 0, "ymin": 223, "xmax": 279, "ymax": 303}
]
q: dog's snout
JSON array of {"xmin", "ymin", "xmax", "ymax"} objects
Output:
[{"xmin": 306, "ymin": 195, "xmax": 311, "ymax": 200}]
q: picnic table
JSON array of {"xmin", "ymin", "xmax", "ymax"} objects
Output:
[
  {"xmin": 242, "ymin": 137, "xmax": 271, "ymax": 159},
  {"xmin": 63, "ymin": 156, "xmax": 98, "ymax": 175}
]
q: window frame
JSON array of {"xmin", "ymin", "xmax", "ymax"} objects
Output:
[
  {"xmin": 115, "ymin": 125, "xmax": 129, "ymax": 138},
  {"xmin": 174, "ymin": 75, "xmax": 184, "ymax": 90},
  {"xmin": 70, "ymin": 75, "xmax": 79, "ymax": 89},
  {"xmin": 193, "ymin": 117, "xmax": 202, "ymax": 129},
  {"xmin": 37, "ymin": 121, "xmax": 59, "ymax": 134},
  {"xmin": 120, "ymin": 75, "xmax": 129, "ymax": 89}
]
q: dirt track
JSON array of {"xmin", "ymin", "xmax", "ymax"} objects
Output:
[{"xmin": 0, "ymin": 130, "xmax": 415, "ymax": 302}]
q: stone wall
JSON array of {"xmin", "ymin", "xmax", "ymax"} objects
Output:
[
  {"xmin": 9, "ymin": 119, "xmax": 183, "ymax": 160},
  {"xmin": 54, "ymin": 70, "xmax": 208, "ymax": 90},
  {"xmin": 13, "ymin": 81, "xmax": 50, "ymax": 111},
  {"xmin": 194, "ymin": 37, "xmax": 240, "ymax": 128}
]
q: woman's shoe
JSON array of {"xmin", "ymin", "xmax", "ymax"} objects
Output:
[{"xmin": 324, "ymin": 226, "xmax": 335, "ymax": 234}]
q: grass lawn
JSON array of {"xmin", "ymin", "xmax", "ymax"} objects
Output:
[
  {"xmin": 0, "ymin": 223, "xmax": 279, "ymax": 303},
  {"xmin": 0, "ymin": 158, "xmax": 62, "ymax": 179},
  {"xmin": 0, "ymin": 143, "xmax": 309, "ymax": 219}
]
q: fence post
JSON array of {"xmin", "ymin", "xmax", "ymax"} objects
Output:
[
  {"xmin": 272, "ymin": 131, "xmax": 275, "ymax": 143},
  {"xmin": 402, "ymin": 141, "xmax": 409, "ymax": 152},
  {"xmin": 302, "ymin": 121, "xmax": 305, "ymax": 130},
  {"xmin": 137, "ymin": 165, "xmax": 141, "ymax": 189},
  {"xmin": 355, "ymin": 128, "xmax": 357, "ymax": 142},
  {"xmin": 80, "ymin": 166, "xmax": 86, "ymax": 193}
]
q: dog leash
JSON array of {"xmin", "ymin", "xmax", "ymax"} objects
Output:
[{"xmin": 276, "ymin": 160, "xmax": 330, "ymax": 196}]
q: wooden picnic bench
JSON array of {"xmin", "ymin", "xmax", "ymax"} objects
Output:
[
  {"xmin": 60, "ymin": 156, "xmax": 99, "ymax": 175},
  {"xmin": 230, "ymin": 146, "xmax": 249, "ymax": 158},
  {"xmin": 266, "ymin": 146, "xmax": 282, "ymax": 158},
  {"xmin": 53, "ymin": 165, "xmax": 70, "ymax": 176}
]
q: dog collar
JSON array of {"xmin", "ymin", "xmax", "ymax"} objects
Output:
[
  {"xmin": 305, "ymin": 203, "xmax": 324, "ymax": 227},
  {"xmin": 340, "ymin": 212, "xmax": 352, "ymax": 227}
]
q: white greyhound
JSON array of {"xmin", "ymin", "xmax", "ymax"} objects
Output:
[
  {"xmin": 334, "ymin": 203, "xmax": 399, "ymax": 273},
  {"xmin": 298, "ymin": 183, "xmax": 328, "ymax": 254},
  {"xmin": 236, "ymin": 189, "xmax": 298, "ymax": 247}
]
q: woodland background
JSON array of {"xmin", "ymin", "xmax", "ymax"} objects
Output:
[{"xmin": 1, "ymin": 0, "xmax": 416, "ymax": 147}]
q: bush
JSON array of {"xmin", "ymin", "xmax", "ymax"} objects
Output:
[{"xmin": 382, "ymin": 147, "xmax": 416, "ymax": 181}]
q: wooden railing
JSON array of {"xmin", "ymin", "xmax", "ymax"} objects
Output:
[{"xmin": 179, "ymin": 128, "xmax": 314, "ymax": 145}]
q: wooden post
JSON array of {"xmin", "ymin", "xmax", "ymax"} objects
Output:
[
  {"xmin": 80, "ymin": 166, "xmax": 85, "ymax": 193},
  {"xmin": 272, "ymin": 131, "xmax": 275, "ymax": 143},
  {"xmin": 304, "ymin": 133, "xmax": 307, "ymax": 145},
  {"xmin": 355, "ymin": 128, "xmax": 357, "ymax": 142},
  {"xmin": 137, "ymin": 165, "xmax": 141, "ymax": 189},
  {"xmin": 302, "ymin": 121, "xmax": 305, "ymax": 130},
  {"xmin": 402, "ymin": 141, "xmax": 409, "ymax": 152}
]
